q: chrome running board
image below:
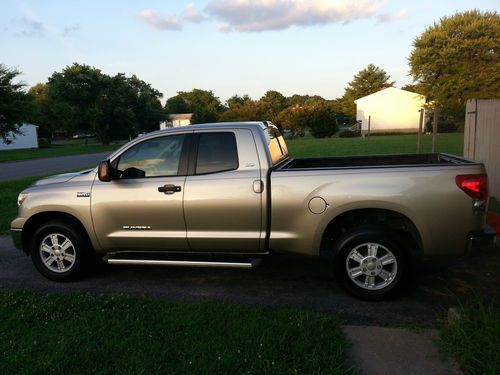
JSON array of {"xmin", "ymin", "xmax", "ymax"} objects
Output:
[{"xmin": 106, "ymin": 258, "xmax": 260, "ymax": 269}]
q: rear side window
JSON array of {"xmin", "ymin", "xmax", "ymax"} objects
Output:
[
  {"xmin": 196, "ymin": 132, "xmax": 238, "ymax": 174},
  {"xmin": 265, "ymin": 128, "xmax": 288, "ymax": 166}
]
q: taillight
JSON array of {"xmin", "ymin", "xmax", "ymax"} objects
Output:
[{"xmin": 455, "ymin": 174, "xmax": 489, "ymax": 200}]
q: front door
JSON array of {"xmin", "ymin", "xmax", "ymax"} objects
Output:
[{"xmin": 91, "ymin": 133, "xmax": 190, "ymax": 251}]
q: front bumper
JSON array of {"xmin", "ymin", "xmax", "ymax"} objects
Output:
[
  {"xmin": 10, "ymin": 228, "xmax": 23, "ymax": 252},
  {"xmin": 467, "ymin": 225, "xmax": 497, "ymax": 254}
]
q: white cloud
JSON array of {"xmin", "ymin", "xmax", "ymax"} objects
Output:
[
  {"xmin": 205, "ymin": 0, "xmax": 384, "ymax": 32},
  {"xmin": 139, "ymin": 1, "xmax": 409, "ymax": 32},
  {"xmin": 376, "ymin": 10, "xmax": 409, "ymax": 23},
  {"xmin": 184, "ymin": 3, "xmax": 207, "ymax": 23},
  {"xmin": 139, "ymin": 9, "xmax": 183, "ymax": 31},
  {"xmin": 139, "ymin": 3, "xmax": 205, "ymax": 31}
]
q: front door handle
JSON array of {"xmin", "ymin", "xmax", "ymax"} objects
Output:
[{"xmin": 158, "ymin": 184, "xmax": 181, "ymax": 194}]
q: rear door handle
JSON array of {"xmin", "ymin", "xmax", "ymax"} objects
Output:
[{"xmin": 158, "ymin": 184, "xmax": 181, "ymax": 194}]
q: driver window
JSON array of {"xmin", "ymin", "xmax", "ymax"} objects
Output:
[{"xmin": 117, "ymin": 135, "xmax": 185, "ymax": 178}]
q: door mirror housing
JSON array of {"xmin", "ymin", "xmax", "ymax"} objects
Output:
[{"xmin": 98, "ymin": 160, "xmax": 112, "ymax": 182}]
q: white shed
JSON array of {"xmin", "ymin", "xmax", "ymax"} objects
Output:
[
  {"xmin": 354, "ymin": 88, "xmax": 426, "ymax": 134},
  {"xmin": 0, "ymin": 124, "xmax": 39, "ymax": 150}
]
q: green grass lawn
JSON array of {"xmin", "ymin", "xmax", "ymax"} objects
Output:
[
  {"xmin": 287, "ymin": 133, "xmax": 464, "ymax": 157},
  {"xmin": 0, "ymin": 143, "xmax": 119, "ymax": 163},
  {"xmin": 0, "ymin": 175, "xmax": 40, "ymax": 235},
  {"xmin": 440, "ymin": 302, "xmax": 500, "ymax": 375},
  {"xmin": 0, "ymin": 290, "xmax": 352, "ymax": 375}
]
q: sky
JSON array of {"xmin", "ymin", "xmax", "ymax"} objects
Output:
[{"xmin": 1, "ymin": 0, "xmax": 498, "ymax": 103}]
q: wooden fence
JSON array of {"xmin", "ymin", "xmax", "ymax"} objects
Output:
[{"xmin": 464, "ymin": 99, "xmax": 500, "ymax": 200}]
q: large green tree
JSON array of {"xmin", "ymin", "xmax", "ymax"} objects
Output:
[
  {"xmin": 0, "ymin": 64, "xmax": 32, "ymax": 143},
  {"xmin": 304, "ymin": 103, "xmax": 340, "ymax": 138},
  {"xmin": 28, "ymin": 83, "xmax": 56, "ymax": 138},
  {"xmin": 259, "ymin": 90, "xmax": 287, "ymax": 122},
  {"xmin": 46, "ymin": 63, "xmax": 164, "ymax": 144},
  {"xmin": 165, "ymin": 89, "xmax": 223, "ymax": 124},
  {"xmin": 409, "ymin": 10, "xmax": 500, "ymax": 117},
  {"xmin": 340, "ymin": 64, "xmax": 395, "ymax": 118},
  {"xmin": 225, "ymin": 94, "xmax": 251, "ymax": 109}
]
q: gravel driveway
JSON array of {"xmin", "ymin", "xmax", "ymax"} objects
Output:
[{"xmin": 1, "ymin": 235, "xmax": 498, "ymax": 326}]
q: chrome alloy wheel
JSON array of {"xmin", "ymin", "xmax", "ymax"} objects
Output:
[
  {"xmin": 345, "ymin": 242, "xmax": 398, "ymax": 290},
  {"xmin": 39, "ymin": 233, "xmax": 77, "ymax": 273}
]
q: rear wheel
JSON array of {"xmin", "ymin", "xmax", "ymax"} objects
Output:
[
  {"xmin": 31, "ymin": 221, "xmax": 91, "ymax": 281},
  {"xmin": 333, "ymin": 228, "xmax": 409, "ymax": 301}
]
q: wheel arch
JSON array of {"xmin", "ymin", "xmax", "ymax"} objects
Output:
[
  {"xmin": 320, "ymin": 208, "xmax": 423, "ymax": 261},
  {"xmin": 22, "ymin": 211, "xmax": 94, "ymax": 255}
]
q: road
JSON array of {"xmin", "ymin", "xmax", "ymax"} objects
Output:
[
  {"xmin": 1, "ymin": 235, "xmax": 498, "ymax": 326},
  {"xmin": 0, "ymin": 152, "xmax": 111, "ymax": 181}
]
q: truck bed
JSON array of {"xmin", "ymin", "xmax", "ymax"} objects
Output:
[{"xmin": 278, "ymin": 153, "xmax": 475, "ymax": 170}]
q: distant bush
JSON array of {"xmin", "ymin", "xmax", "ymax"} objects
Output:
[
  {"xmin": 338, "ymin": 129, "xmax": 360, "ymax": 138},
  {"xmin": 438, "ymin": 119, "xmax": 458, "ymax": 133},
  {"xmin": 38, "ymin": 138, "xmax": 51, "ymax": 148}
]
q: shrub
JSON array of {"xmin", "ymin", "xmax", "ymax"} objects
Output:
[
  {"xmin": 38, "ymin": 138, "xmax": 51, "ymax": 148},
  {"xmin": 338, "ymin": 129, "xmax": 360, "ymax": 138}
]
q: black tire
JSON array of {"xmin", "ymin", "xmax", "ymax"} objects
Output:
[
  {"xmin": 30, "ymin": 220, "xmax": 91, "ymax": 281},
  {"xmin": 332, "ymin": 228, "xmax": 410, "ymax": 301}
]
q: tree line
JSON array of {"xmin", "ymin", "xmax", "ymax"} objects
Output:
[{"xmin": 1, "ymin": 10, "xmax": 498, "ymax": 145}]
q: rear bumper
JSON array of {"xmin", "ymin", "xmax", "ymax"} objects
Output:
[
  {"xmin": 466, "ymin": 225, "xmax": 496, "ymax": 254},
  {"xmin": 10, "ymin": 228, "xmax": 23, "ymax": 252}
]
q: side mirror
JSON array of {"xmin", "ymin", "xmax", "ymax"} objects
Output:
[{"xmin": 98, "ymin": 160, "xmax": 112, "ymax": 182}]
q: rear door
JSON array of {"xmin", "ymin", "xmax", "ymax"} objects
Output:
[{"xmin": 183, "ymin": 129, "xmax": 264, "ymax": 252}]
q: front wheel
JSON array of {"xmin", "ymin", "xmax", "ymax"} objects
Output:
[
  {"xmin": 30, "ymin": 221, "xmax": 91, "ymax": 281},
  {"xmin": 333, "ymin": 228, "xmax": 409, "ymax": 301}
]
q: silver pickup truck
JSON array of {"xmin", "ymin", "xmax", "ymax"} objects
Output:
[{"xmin": 10, "ymin": 122, "xmax": 494, "ymax": 300}]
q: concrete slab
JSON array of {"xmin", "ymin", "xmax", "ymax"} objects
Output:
[{"xmin": 344, "ymin": 325, "xmax": 462, "ymax": 375}]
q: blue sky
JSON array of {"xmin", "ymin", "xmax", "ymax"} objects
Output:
[{"xmin": 1, "ymin": 0, "xmax": 498, "ymax": 103}]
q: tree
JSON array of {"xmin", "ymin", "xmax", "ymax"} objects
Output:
[
  {"xmin": 165, "ymin": 89, "xmax": 223, "ymax": 123},
  {"xmin": 28, "ymin": 83, "xmax": 55, "ymax": 139},
  {"xmin": 409, "ymin": 10, "xmax": 500, "ymax": 117},
  {"xmin": 47, "ymin": 63, "xmax": 165, "ymax": 144},
  {"xmin": 259, "ymin": 90, "xmax": 287, "ymax": 121},
  {"xmin": 0, "ymin": 64, "xmax": 32, "ymax": 143},
  {"xmin": 275, "ymin": 105, "xmax": 308, "ymax": 136},
  {"xmin": 219, "ymin": 100, "xmax": 266, "ymax": 122},
  {"xmin": 47, "ymin": 63, "xmax": 107, "ymax": 137},
  {"xmin": 305, "ymin": 103, "xmax": 339, "ymax": 138},
  {"xmin": 226, "ymin": 94, "xmax": 251, "ymax": 109},
  {"xmin": 340, "ymin": 64, "xmax": 395, "ymax": 117},
  {"xmin": 286, "ymin": 94, "xmax": 325, "ymax": 107}
]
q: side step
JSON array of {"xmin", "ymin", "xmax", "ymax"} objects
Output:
[{"xmin": 105, "ymin": 254, "xmax": 263, "ymax": 269}]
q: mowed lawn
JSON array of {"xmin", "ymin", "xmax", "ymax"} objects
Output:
[
  {"xmin": 287, "ymin": 133, "xmax": 464, "ymax": 157},
  {"xmin": 0, "ymin": 291, "xmax": 352, "ymax": 374}
]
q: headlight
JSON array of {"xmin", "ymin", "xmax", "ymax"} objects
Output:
[{"xmin": 17, "ymin": 193, "xmax": 28, "ymax": 207}]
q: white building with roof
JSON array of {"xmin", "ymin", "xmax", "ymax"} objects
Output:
[
  {"xmin": 160, "ymin": 114, "xmax": 193, "ymax": 129},
  {"xmin": 354, "ymin": 88, "xmax": 426, "ymax": 134},
  {"xmin": 0, "ymin": 124, "xmax": 39, "ymax": 150}
]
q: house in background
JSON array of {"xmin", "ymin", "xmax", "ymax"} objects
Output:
[
  {"xmin": 354, "ymin": 88, "xmax": 426, "ymax": 135},
  {"xmin": 160, "ymin": 113, "xmax": 193, "ymax": 129},
  {"xmin": 0, "ymin": 124, "xmax": 39, "ymax": 150}
]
